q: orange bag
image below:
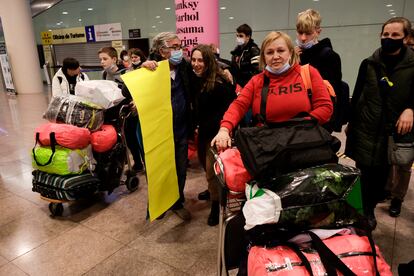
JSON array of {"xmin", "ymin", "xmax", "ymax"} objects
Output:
[
  {"xmin": 214, "ymin": 148, "xmax": 251, "ymax": 192},
  {"xmin": 90, "ymin": 124, "xmax": 117, "ymax": 153},
  {"xmin": 248, "ymin": 234, "xmax": 392, "ymax": 276},
  {"xmin": 35, "ymin": 123, "xmax": 90, "ymax": 149}
]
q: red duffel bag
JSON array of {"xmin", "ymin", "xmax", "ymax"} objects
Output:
[
  {"xmin": 248, "ymin": 233, "xmax": 392, "ymax": 276},
  {"xmin": 91, "ymin": 124, "xmax": 117, "ymax": 153},
  {"xmin": 214, "ymin": 148, "xmax": 252, "ymax": 192},
  {"xmin": 35, "ymin": 123, "xmax": 90, "ymax": 149}
]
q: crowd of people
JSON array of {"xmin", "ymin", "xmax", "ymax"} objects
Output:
[{"xmin": 50, "ymin": 9, "xmax": 414, "ymax": 230}]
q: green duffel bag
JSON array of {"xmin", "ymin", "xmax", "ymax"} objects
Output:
[{"xmin": 32, "ymin": 133, "xmax": 95, "ymax": 175}]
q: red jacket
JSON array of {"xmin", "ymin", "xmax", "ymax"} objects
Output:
[{"xmin": 221, "ymin": 63, "xmax": 333, "ymax": 131}]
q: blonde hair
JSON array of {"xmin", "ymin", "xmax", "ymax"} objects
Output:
[
  {"xmin": 296, "ymin": 9, "xmax": 321, "ymax": 34},
  {"xmin": 259, "ymin": 31, "xmax": 299, "ymax": 70}
]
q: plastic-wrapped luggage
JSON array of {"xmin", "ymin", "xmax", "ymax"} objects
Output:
[
  {"xmin": 243, "ymin": 164, "xmax": 363, "ymax": 230},
  {"xmin": 35, "ymin": 123, "xmax": 90, "ymax": 149},
  {"xmin": 43, "ymin": 95, "xmax": 104, "ymax": 131},
  {"xmin": 32, "ymin": 170, "xmax": 100, "ymax": 201},
  {"xmin": 32, "ymin": 144, "xmax": 95, "ymax": 175},
  {"xmin": 75, "ymin": 80, "xmax": 125, "ymax": 109},
  {"xmin": 248, "ymin": 233, "xmax": 392, "ymax": 276}
]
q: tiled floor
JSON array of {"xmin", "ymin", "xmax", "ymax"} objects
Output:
[{"xmin": 0, "ymin": 87, "xmax": 413, "ymax": 275}]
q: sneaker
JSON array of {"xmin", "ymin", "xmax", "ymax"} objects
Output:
[
  {"xmin": 172, "ymin": 207, "xmax": 192, "ymax": 221},
  {"xmin": 389, "ymin": 198, "xmax": 402, "ymax": 217},
  {"xmin": 198, "ymin": 190, "xmax": 210, "ymax": 201}
]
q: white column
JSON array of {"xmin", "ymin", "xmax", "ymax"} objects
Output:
[{"xmin": 0, "ymin": 0, "xmax": 43, "ymax": 94}]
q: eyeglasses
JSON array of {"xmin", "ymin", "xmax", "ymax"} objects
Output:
[{"xmin": 164, "ymin": 44, "xmax": 182, "ymax": 51}]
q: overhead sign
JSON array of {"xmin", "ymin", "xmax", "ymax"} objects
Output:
[
  {"xmin": 94, "ymin": 23, "xmax": 122, "ymax": 42},
  {"xmin": 85, "ymin": 25, "xmax": 96, "ymax": 42},
  {"xmin": 129, "ymin": 28, "xmax": 141, "ymax": 38},
  {"xmin": 51, "ymin": 27, "xmax": 87, "ymax": 44},
  {"xmin": 40, "ymin": 23, "xmax": 122, "ymax": 44},
  {"xmin": 41, "ymin": 31, "xmax": 52, "ymax": 45}
]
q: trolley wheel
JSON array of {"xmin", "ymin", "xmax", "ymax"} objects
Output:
[
  {"xmin": 126, "ymin": 176, "xmax": 139, "ymax": 192},
  {"xmin": 48, "ymin": 202, "xmax": 63, "ymax": 217}
]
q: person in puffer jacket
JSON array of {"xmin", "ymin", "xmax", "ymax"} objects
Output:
[
  {"xmin": 51, "ymin": 57, "xmax": 89, "ymax": 97},
  {"xmin": 212, "ymin": 31, "xmax": 333, "ymax": 151}
]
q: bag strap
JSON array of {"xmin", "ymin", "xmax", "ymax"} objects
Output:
[
  {"xmin": 280, "ymin": 241, "xmax": 314, "ymax": 276},
  {"xmin": 258, "ymin": 74, "xmax": 270, "ymax": 123},
  {"xmin": 307, "ymin": 231, "xmax": 356, "ymax": 276},
  {"xmin": 32, "ymin": 132, "xmax": 56, "ymax": 167},
  {"xmin": 365, "ymin": 231, "xmax": 380, "ymax": 276},
  {"xmin": 300, "ymin": 64, "xmax": 313, "ymax": 102}
]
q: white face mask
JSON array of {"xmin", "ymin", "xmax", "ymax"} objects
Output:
[
  {"xmin": 265, "ymin": 62, "xmax": 291, "ymax": 75},
  {"xmin": 236, "ymin": 37, "xmax": 245, "ymax": 46},
  {"xmin": 123, "ymin": 56, "xmax": 130, "ymax": 62}
]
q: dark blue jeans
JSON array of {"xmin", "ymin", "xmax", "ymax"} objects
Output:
[{"xmin": 172, "ymin": 135, "xmax": 188, "ymax": 209}]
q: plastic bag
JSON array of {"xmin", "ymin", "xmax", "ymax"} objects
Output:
[
  {"xmin": 75, "ymin": 80, "xmax": 125, "ymax": 109},
  {"xmin": 243, "ymin": 164, "xmax": 363, "ymax": 230},
  {"xmin": 43, "ymin": 95, "xmax": 104, "ymax": 131}
]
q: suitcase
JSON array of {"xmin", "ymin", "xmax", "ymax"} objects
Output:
[{"xmin": 32, "ymin": 170, "xmax": 100, "ymax": 201}]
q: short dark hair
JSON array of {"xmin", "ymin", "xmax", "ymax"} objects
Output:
[
  {"xmin": 381, "ymin": 17, "xmax": 412, "ymax": 37},
  {"xmin": 62, "ymin": 57, "xmax": 80, "ymax": 71},
  {"xmin": 236, "ymin": 24, "xmax": 252, "ymax": 37}
]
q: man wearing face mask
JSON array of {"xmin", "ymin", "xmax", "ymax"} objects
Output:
[
  {"xmin": 133, "ymin": 32, "xmax": 194, "ymax": 221},
  {"xmin": 51, "ymin": 57, "xmax": 89, "ymax": 97},
  {"xmin": 345, "ymin": 17, "xmax": 414, "ymax": 230},
  {"xmin": 295, "ymin": 9, "xmax": 346, "ymax": 133},
  {"xmin": 230, "ymin": 24, "xmax": 260, "ymax": 88}
]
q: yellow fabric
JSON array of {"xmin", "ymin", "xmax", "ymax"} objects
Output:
[{"xmin": 121, "ymin": 60, "xmax": 179, "ymax": 221}]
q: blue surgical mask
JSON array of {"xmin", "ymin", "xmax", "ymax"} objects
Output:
[
  {"xmin": 169, "ymin": 49, "xmax": 183, "ymax": 65},
  {"xmin": 265, "ymin": 63, "xmax": 291, "ymax": 75},
  {"xmin": 296, "ymin": 38, "xmax": 315, "ymax": 49}
]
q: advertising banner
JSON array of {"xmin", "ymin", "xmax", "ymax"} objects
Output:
[
  {"xmin": 175, "ymin": 0, "xmax": 219, "ymax": 54},
  {"xmin": 0, "ymin": 43, "xmax": 16, "ymax": 93}
]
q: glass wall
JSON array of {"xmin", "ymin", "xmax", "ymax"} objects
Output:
[{"xmin": 32, "ymin": 0, "xmax": 414, "ymax": 89}]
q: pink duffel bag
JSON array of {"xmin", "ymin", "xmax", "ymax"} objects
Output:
[
  {"xmin": 90, "ymin": 124, "xmax": 117, "ymax": 153},
  {"xmin": 214, "ymin": 148, "xmax": 252, "ymax": 192},
  {"xmin": 35, "ymin": 123, "xmax": 90, "ymax": 149},
  {"xmin": 248, "ymin": 234, "xmax": 392, "ymax": 276}
]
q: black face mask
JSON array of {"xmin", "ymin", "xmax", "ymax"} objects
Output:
[{"xmin": 381, "ymin": 37, "xmax": 404, "ymax": 54}]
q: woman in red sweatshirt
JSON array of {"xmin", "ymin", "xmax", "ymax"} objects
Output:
[{"xmin": 212, "ymin": 31, "xmax": 333, "ymax": 151}]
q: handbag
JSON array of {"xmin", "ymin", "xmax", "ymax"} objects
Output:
[
  {"xmin": 235, "ymin": 75, "xmax": 339, "ymax": 184},
  {"xmin": 388, "ymin": 135, "xmax": 414, "ymax": 165}
]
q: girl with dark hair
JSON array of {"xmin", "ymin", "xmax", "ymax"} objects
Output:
[
  {"xmin": 191, "ymin": 44, "xmax": 237, "ymax": 226},
  {"xmin": 128, "ymin": 48, "xmax": 147, "ymax": 70}
]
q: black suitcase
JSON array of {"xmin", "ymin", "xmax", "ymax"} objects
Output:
[{"xmin": 32, "ymin": 170, "xmax": 100, "ymax": 201}]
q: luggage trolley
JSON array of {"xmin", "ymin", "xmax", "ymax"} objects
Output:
[
  {"xmin": 212, "ymin": 148, "xmax": 247, "ymax": 276},
  {"xmin": 32, "ymin": 103, "xmax": 140, "ymax": 216}
]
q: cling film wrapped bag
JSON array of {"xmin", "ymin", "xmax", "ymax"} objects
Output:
[
  {"xmin": 243, "ymin": 164, "xmax": 363, "ymax": 230},
  {"xmin": 32, "ymin": 144, "xmax": 96, "ymax": 175},
  {"xmin": 43, "ymin": 95, "xmax": 104, "ymax": 131}
]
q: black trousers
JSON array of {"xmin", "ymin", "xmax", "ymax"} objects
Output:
[{"xmin": 356, "ymin": 163, "xmax": 390, "ymax": 215}]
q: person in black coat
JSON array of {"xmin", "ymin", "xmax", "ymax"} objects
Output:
[{"xmin": 190, "ymin": 44, "xmax": 237, "ymax": 226}]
